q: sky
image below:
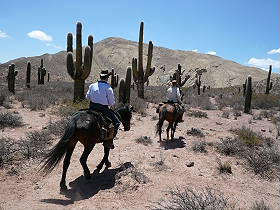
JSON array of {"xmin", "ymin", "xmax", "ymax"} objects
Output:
[{"xmin": 0, "ymin": 0, "xmax": 279, "ymax": 72}]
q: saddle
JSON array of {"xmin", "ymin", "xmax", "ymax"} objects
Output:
[{"xmin": 77, "ymin": 109, "xmax": 115, "ymax": 142}]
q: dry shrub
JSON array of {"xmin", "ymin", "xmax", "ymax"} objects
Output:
[
  {"xmin": 187, "ymin": 110, "xmax": 208, "ymax": 118},
  {"xmin": 135, "ymin": 136, "xmax": 152, "ymax": 146},
  {"xmin": 192, "ymin": 139, "xmax": 207, "ymax": 153},
  {"xmin": 216, "ymin": 137, "xmax": 244, "ymax": 156},
  {"xmin": 217, "ymin": 160, "xmax": 232, "ymax": 174},
  {"xmin": 0, "ymin": 111, "xmax": 23, "ymax": 129},
  {"xmin": 187, "ymin": 128, "xmax": 205, "ymax": 137},
  {"xmin": 148, "ymin": 187, "xmax": 235, "ymax": 210},
  {"xmin": 233, "ymin": 126, "xmax": 264, "ymax": 147}
]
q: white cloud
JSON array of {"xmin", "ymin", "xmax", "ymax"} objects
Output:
[
  {"xmin": 248, "ymin": 57, "xmax": 280, "ymax": 69},
  {"xmin": 192, "ymin": 49, "xmax": 198, "ymax": 53},
  {"xmin": 0, "ymin": 30, "xmax": 8, "ymax": 38},
  {"xmin": 27, "ymin": 30, "xmax": 52, "ymax": 42},
  {"xmin": 207, "ymin": 51, "xmax": 216, "ymax": 55},
  {"xmin": 267, "ymin": 48, "xmax": 280, "ymax": 54},
  {"xmin": 46, "ymin": 43, "xmax": 63, "ymax": 50}
]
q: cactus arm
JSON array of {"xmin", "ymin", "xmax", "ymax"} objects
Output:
[
  {"xmin": 66, "ymin": 52, "xmax": 76, "ymax": 80},
  {"xmin": 14, "ymin": 71, "xmax": 18, "ymax": 77},
  {"xmin": 265, "ymin": 65, "xmax": 272, "ymax": 94},
  {"xmin": 181, "ymin": 75, "xmax": 191, "ymax": 87},
  {"xmin": 244, "ymin": 76, "xmax": 252, "ymax": 113},
  {"xmin": 76, "ymin": 22, "xmax": 82, "ymax": 75},
  {"xmin": 88, "ymin": 35, "xmax": 93, "ymax": 66},
  {"xmin": 81, "ymin": 46, "xmax": 91, "ymax": 80},
  {"xmin": 132, "ymin": 57, "xmax": 138, "ymax": 83},
  {"xmin": 67, "ymin": 33, "xmax": 73, "ymax": 52},
  {"xmin": 138, "ymin": 22, "xmax": 144, "ymax": 79}
]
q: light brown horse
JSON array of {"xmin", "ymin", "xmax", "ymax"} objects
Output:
[
  {"xmin": 40, "ymin": 105, "xmax": 133, "ymax": 190},
  {"xmin": 156, "ymin": 103, "xmax": 182, "ymax": 142}
]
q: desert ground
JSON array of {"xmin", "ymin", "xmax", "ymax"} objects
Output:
[{"xmin": 0, "ymin": 89, "xmax": 279, "ymax": 210}]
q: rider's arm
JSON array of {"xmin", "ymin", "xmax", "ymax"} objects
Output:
[{"xmin": 176, "ymin": 88, "xmax": 182, "ymax": 104}]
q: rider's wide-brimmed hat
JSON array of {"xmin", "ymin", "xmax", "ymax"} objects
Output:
[
  {"xmin": 171, "ymin": 79, "xmax": 177, "ymax": 83},
  {"xmin": 100, "ymin": 70, "xmax": 111, "ymax": 77}
]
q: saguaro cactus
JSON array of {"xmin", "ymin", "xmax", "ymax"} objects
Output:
[
  {"xmin": 38, "ymin": 58, "xmax": 46, "ymax": 85},
  {"xmin": 244, "ymin": 76, "xmax": 252, "ymax": 114},
  {"xmin": 265, "ymin": 65, "xmax": 273, "ymax": 94},
  {"xmin": 26, "ymin": 62, "xmax": 31, "ymax": 88},
  {"xmin": 119, "ymin": 67, "xmax": 132, "ymax": 104},
  {"xmin": 66, "ymin": 22, "xmax": 93, "ymax": 102},
  {"xmin": 7, "ymin": 63, "xmax": 18, "ymax": 94},
  {"xmin": 110, "ymin": 69, "xmax": 119, "ymax": 89},
  {"xmin": 132, "ymin": 22, "xmax": 155, "ymax": 98}
]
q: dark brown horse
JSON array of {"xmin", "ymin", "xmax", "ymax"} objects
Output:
[
  {"xmin": 40, "ymin": 105, "xmax": 133, "ymax": 190},
  {"xmin": 156, "ymin": 103, "xmax": 181, "ymax": 143}
]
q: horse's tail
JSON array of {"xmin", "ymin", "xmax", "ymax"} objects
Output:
[
  {"xmin": 155, "ymin": 107, "xmax": 167, "ymax": 135},
  {"xmin": 40, "ymin": 117, "xmax": 76, "ymax": 175}
]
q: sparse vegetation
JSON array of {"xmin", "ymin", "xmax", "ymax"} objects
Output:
[
  {"xmin": 187, "ymin": 128, "xmax": 205, "ymax": 137},
  {"xmin": 217, "ymin": 160, "xmax": 232, "ymax": 174},
  {"xmin": 251, "ymin": 94, "xmax": 280, "ymax": 110}
]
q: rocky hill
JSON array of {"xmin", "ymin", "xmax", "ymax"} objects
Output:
[{"xmin": 0, "ymin": 37, "xmax": 278, "ymax": 88}]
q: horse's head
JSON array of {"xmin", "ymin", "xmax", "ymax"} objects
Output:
[{"xmin": 115, "ymin": 105, "xmax": 133, "ymax": 131}]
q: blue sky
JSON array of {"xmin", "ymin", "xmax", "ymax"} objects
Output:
[{"xmin": 0, "ymin": 0, "xmax": 279, "ymax": 72}]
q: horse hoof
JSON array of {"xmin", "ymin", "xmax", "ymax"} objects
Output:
[
  {"xmin": 60, "ymin": 183, "xmax": 68, "ymax": 191},
  {"xmin": 93, "ymin": 168, "xmax": 101, "ymax": 174},
  {"xmin": 105, "ymin": 162, "xmax": 112, "ymax": 168}
]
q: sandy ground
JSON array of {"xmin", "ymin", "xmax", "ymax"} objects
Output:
[{"xmin": 0, "ymin": 102, "xmax": 279, "ymax": 210}]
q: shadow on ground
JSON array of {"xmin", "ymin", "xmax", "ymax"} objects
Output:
[{"xmin": 161, "ymin": 136, "xmax": 186, "ymax": 150}]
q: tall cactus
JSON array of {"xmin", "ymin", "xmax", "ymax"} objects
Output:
[
  {"xmin": 244, "ymin": 76, "xmax": 252, "ymax": 114},
  {"xmin": 119, "ymin": 67, "xmax": 132, "ymax": 104},
  {"xmin": 132, "ymin": 22, "xmax": 155, "ymax": 98},
  {"xmin": 110, "ymin": 69, "xmax": 119, "ymax": 89},
  {"xmin": 7, "ymin": 63, "xmax": 18, "ymax": 94},
  {"xmin": 26, "ymin": 61, "xmax": 31, "ymax": 88},
  {"xmin": 38, "ymin": 58, "xmax": 46, "ymax": 84},
  {"xmin": 66, "ymin": 22, "xmax": 93, "ymax": 102},
  {"xmin": 265, "ymin": 65, "xmax": 273, "ymax": 94}
]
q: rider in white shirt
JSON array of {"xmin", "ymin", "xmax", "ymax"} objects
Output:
[
  {"xmin": 166, "ymin": 80, "xmax": 182, "ymax": 104},
  {"xmin": 86, "ymin": 70, "xmax": 121, "ymax": 136}
]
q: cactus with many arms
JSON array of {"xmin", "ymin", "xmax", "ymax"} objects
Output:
[
  {"xmin": 66, "ymin": 22, "xmax": 93, "ymax": 102},
  {"xmin": 132, "ymin": 22, "xmax": 155, "ymax": 98},
  {"xmin": 26, "ymin": 61, "xmax": 31, "ymax": 88},
  {"xmin": 171, "ymin": 64, "xmax": 190, "ymax": 87},
  {"xmin": 265, "ymin": 65, "xmax": 273, "ymax": 94},
  {"xmin": 7, "ymin": 63, "xmax": 18, "ymax": 93},
  {"xmin": 244, "ymin": 76, "xmax": 252, "ymax": 114},
  {"xmin": 119, "ymin": 67, "xmax": 132, "ymax": 104}
]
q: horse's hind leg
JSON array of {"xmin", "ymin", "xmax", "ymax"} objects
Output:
[
  {"xmin": 80, "ymin": 144, "xmax": 94, "ymax": 180},
  {"xmin": 171, "ymin": 122, "xmax": 178, "ymax": 140},
  {"xmin": 166, "ymin": 123, "xmax": 172, "ymax": 140},
  {"xmin": 96, "ymin": 146, "xmax": 111, "ymax": 173},
  {"xmin": 60, "ymin": 141, "xmax": 76, "ymax": 190},
  {"xmin": 157, "ymin": 120, "xmax": 164, "ymax": 142}
]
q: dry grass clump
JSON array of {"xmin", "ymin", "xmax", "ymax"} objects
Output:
[
  {"xmin": 135, "ymin": 136, "xmax": 152, "ymax": 146},
  {"xmin": 148, "ymin": 187, "xmax": 235, "ymax": 210},
  {"xmin": 232, "ymin": 126, "xmax": 264, "ymax": 147},
  {"xmin": 187, "ymin": 110, "xmax": 208, "ymax": 118},
  {"xmin": 217, "ymin": 160, "xmax": 232, "ymax": 174},
  {"xmin": 0, "ymin": 111, "xmax": 23, "ymax": 129},
  {"xmin": 187, "ymin": 128, "xmax": 205, "ymax": 138}
]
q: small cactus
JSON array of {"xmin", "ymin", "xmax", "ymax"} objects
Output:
[
  {"xmin": 26, "ymin": 61, "xmax": 31, "ymax": 88},
  {"xmin": 265, "ymin": 65, "xmax": 273, "ymax": 94},
  {"xmin": 132, "ymin": 22, "xmax": 155, "ymax": 98},
  {"xmin": 66, "ymin": 22, "xmax": 93, "ymax": 102},
  {"xmin": 244, "ymin": 76, "xmax": 252, "ymax": 114},
  {"xmin": 7, "ymin": 63, "xmax": 18, "ymax": 94},
  {"xmin": 195, "ymin": 74, "xmax": 202, "ymax": 95},
  {"xmin": 119, "ymin": 67, "xmax": 132, "ymax": 105}
]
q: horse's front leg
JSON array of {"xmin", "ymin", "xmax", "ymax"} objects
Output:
[
  {"xmin": 166, "ymin": 123, "xmax": 172, "ymax": 140},
  {"xmin": 80, "ymin": 144, "xmax": 94, "ymax": 180},
  {"xmin": 96, "ymin": 144, "xmax": 111, "ymax": 173},
  {"xmin": 171, "ymin": 122, "xmax": 178, "ymax": 140}
]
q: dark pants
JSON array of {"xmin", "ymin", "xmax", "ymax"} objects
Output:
[{"xmin": 89, "ymin": 102, "xmax": 121, "ymax": 131}]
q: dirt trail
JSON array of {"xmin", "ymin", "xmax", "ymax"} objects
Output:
[{"xmin": 0, "ymin": 103, "xmax": 279, "ymax": 210}]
